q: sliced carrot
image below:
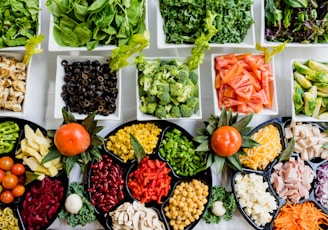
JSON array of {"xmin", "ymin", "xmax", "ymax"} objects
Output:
[
  {"xmin": 221, "ymin": 63, "xmax": 238, "ymax": 83},
  {"xmin": 215, "ymin": 72, "xmax": 221, "ymax": 89},
  {"xmin": 236, "ymin": 53, "xmax": 252, "ymax": 60}
]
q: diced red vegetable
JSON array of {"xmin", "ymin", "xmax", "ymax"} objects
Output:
[{"xmin": 127, "ymin": 156, "xmax": 171, "ymax": 204}]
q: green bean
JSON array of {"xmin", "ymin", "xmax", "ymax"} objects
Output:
[
  {"xmin": 159, "ymin": 128, "xmax": 207, "ymax": 176},
  {"xmin": 0, "ymin": 121, "xmax": 20, "ymax": 154}
]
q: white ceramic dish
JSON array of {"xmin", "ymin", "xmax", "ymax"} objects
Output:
[
  {"xmin": 48, "ymin": 4, "xmax": 148, "ymax": 52},
  {"xmin": 136, "ymin": 57, "xmax": 202, "ymax": 120},
  {"xmin": 211, "ymin": 53, "xmax": 278, "ymax": 116},
  {"xmin": 54, "ymin": 55, "xmax": 121, "ymax": 120},
  {"xmin": 0, "ymin": 52, "xmax": 32, "ymax": 117},
  {"xmin": 291, "ymin": 59, "xmax": 328, "ymax": 122},
  {"xmin": 0, "ymin": 1, "xmax": 41, "ymax": 51},
  {"xmin": 156, "ymin": 2, "xmax": 255, "ymax": 49},
  {"xmin": 260, "ymin": 0, "xmax": 328, "ymax": 48}
]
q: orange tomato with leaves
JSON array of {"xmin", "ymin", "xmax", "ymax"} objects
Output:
[
  {"xmin": 210, "ymin": 126, "xmax": 242, "ymax": 157},
  {"xmin": 54, "ymin": 123, "xmax": 91, "ymax": 157}
]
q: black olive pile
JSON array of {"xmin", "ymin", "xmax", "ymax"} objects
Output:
[{"xmin": 60, "ymin": 60, "xmax": 118, "ymax": 116}]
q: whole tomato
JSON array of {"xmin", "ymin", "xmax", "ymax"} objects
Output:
[
  {"xmin": 0, "ymin": 169, "xmax": 5, "ymax": 183},
  {"xmin": 210, "ymin": 126, "xmax": 242, "ymax": 157},
  {"xmin": 54, "ymin": 123, "xmax": 91, "ymax": 157},
  {"xmin": 2, "ymin": 174, "xmax": 18, "ymax": 189},
  {"xmin": 0, "ymin": 190, "xmax": 14, "ymax": 203},
  {"xmin": 11, "ymin": 163, "xmax": 25, "ymax": 177},
  {"xmin": 0, "ymin": 156, "xmax": 14, "ymax": 171},
  {"xmin": 12, "ymin": 184, "xmax": 25, "ymax": 197}
]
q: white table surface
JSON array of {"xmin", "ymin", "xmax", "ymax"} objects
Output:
[{"xmin": 13, "ymin": 0, "xmax": 328, "ymax": 229}]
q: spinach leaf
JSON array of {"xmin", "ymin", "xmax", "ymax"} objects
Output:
[
  {"xmin": 46, "ymin": 0, "xmax": 147, "ymax": 50},
  {"xmin": 0, "ymin": 0, "xmax": 40, "ymax": 48}
]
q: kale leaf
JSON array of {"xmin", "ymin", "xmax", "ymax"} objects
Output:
[{"xmin": 159, "ymin": 0, "xmax": 254, "ymax": 44}]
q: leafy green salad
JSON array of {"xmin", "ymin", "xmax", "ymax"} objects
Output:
[
  {"xmin": 0, "ymin": 0, "xmax": 40, "ymax": 48},
  {"xmin": 46, "ymin": 0, "xmax": 146, "ymax": 50},
  {"xmin": 159, "ymin": 0, "xmax": 254, "ymax": 44}
]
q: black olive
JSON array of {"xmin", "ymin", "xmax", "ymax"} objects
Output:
[
  {"xmin": 61, "ymin": 60, "xmax": 68, "ymax": 66},
  {"xmin": 97, "ymin": 76, "xmax": 104, "ymax": 83},
  {"xmin": 98, "ymin": 105, "xmax": 104, "ymax": 112}
]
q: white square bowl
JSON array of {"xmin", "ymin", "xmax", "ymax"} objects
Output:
[
  {"xmin": 0, "ymin": 52, "xmax": 32, "ymax": 116},
  {"xmin": 156, "ymin": 1, "xmax": 255, "ymax": 49},
  {"xmin": 291, "ymin": 59, "xmax": 328, "ymax": 122},
  {"xmin": 0, "ymin": 1, "xmax": 41, "ymax": 51},
  {"xmin": 260, "ymin": 0, "xmax": 328, "ymax": 48},
  {"xmin": 211, "ymin": 53, "xmax": 278, "ymax": 116},
  {"xmin": 136, "ymin": 57, "xmax": 202, "ymax": 120},
  {"xmin": 54, "ymin": 55, "xmax": 121, "ymax": 120},
  {"xmin": 48, "ymin": 3, "xmax": 148, "ymax": 52}
]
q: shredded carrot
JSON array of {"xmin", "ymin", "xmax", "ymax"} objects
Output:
[{"xmin": 274, "ymin": 201, "xmax": 328, "ymax": 230}]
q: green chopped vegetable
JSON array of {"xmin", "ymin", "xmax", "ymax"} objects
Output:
[
  {"xmin": 292, "ymin": 59, "xmax": 328, "ymax": 118},
  {"xmin": 159, "ymin": 128, "xmax": 207, "ymax": 176},
  {"xmin": 109, "ymin": 30, "xmax": 149, "ymax": 72},
  {"xmin": 202, "ymin": 186, "xmax": 236, "ymax": 224},
  {"xmin": 58, "ymin": 182, "xmax": 96, "ymax": 228},
  {"xmin": 135, "ymin": 55, "xmax": 199, "ymax": 119},
  {"xmin": 0, "ymin": 121, "xmax": 20, "ymax": 154},
  {"xmin": 0, "ymin": 0, "xmax": 40, "ymax": 48},
  {"xmin": 159, "ymin": 0, "xmax": 253, "ymax": 45}
]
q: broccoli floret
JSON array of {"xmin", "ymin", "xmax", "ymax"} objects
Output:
[
  {"xmin": 139, "ymin": 74, "xmax": 153, "ymax": 91},
  {"xmin": 189, "ymin": 71, "xmax": 199, "ymax": 85},
  {"xmin": 180, "ymin": 104, "xmax": 194, "ymax": 117},
  {"xmin": 146, "ymin": 103, "xmax": 157, "ymax": 114},
  {"xmin": 139, "ymin": 96, "xmax": 148, "ymax": 114},
  {"xmin": 158, "ymin": 90, "xmax": 171, "ymax": 105},
  {"xmin": 155, "ymin": 105, "xmax": 167, "ymax": 118},
  {"xmin": 176, "ymin": 80, "xmax": 194, "ymax": 103},
  {"xmin": 168, "ymin": 105, "xmax": 182, "ymax": 118},
  {"xmin": 137, "ymin": 59, "xmax": 161, "ymax": 76},
  {"xmin": 147, "ymin": 95, "xmax": 158, "ymax": 103},
  {"xmin": 177, "ymin": 69, "xmax": 189, "ymax": 83},
  {"xmin": 186, "ymin": 96, "xmax": 199, "ymax": 109}
]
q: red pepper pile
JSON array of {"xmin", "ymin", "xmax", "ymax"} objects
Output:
[{"xmin": 127, "ymin": 156, "xmax": 171, "ymax": 204}]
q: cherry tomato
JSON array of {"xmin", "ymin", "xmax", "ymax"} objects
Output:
[
  {"xmin": 0, "ymin": 190, "xmax": 14, "ymax": 204},
  {"xmin": 54, "ymin": 123, "xmax": 91, "ymax": 157},
  {"xmin": 0, "ymin": 169, "xmax": 5, "ymax": 183},
  {"xmin": 12, "ymin": 184, "xmax": 25, "ymax": 197},
  {"xmin": 0, "ymin": 156, "xmax": 14, "ymax": 171},
  {"xmin": 210, "ymin": 126, "xmax": 242, "ymax": 157},
  {"xmin": 11, "ymin": 163, "xmax": 25, "ymax": 177},
  {"xmin": 2, "ymin": 174, "xmax": 18, "ymax": 189}
]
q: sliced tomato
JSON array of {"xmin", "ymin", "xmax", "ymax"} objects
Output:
[
  {"xmin": 215, "ymin": 54, "xmax": 238, "ymax": 70},
  {"xmin": 237, "ymin": 102, "xmax": 254, "ymax": 114},
  {"xmin": 235, "ymin": 84, "xmax": 253, "ymax": 101},
  {"xmin": 246, "ymin": 101, "xmax": 263, "ymax": 113},
  {"xmin": 228, "ymin": 73, "xmax": 252, "ymax": 90},
  {"xmin": 222, "ymin": 97, "xmax": 243, "ymax": 108}
]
